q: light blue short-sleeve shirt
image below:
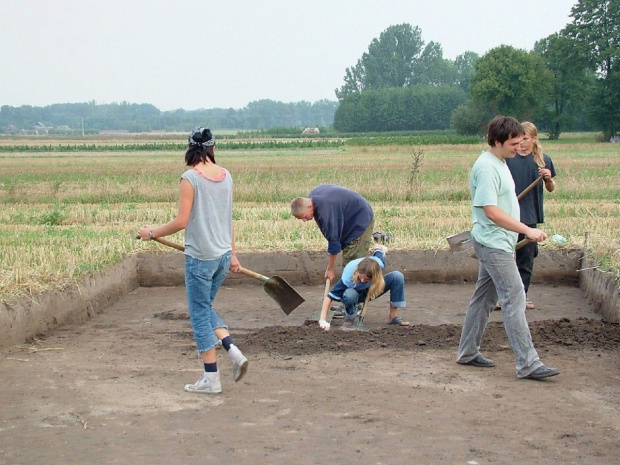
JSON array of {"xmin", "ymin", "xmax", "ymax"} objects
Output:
[{"xmin": 470, "ymin": 151, "xmax": 520, "ymax": 253}]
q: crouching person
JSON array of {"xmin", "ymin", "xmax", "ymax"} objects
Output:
[{"xmin": 318, "ymin": 245, "xmax": 409, "ymax": 331}]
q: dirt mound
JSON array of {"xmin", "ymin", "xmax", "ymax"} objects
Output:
[{"xmin": 237, "ymin": 318, "xmax": 620, "ymax": 356}]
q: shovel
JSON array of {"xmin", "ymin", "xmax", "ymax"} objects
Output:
[
  {"xmin": 446, "ymin": 175, "xmax": 544, "ymax": 253},
  {"xmin": 341, "ymin": 293, "xmax": 371, "ymax": 332},
  {"xmin": 304, "ymin": 279, "xmax": 336, "ymax": 325},
  {"xmin": 150, "ymin": 237, "xmax": 305, "ymax": 315},
  {"xmin": 236, "ymin": 267, "xmax": 305, "ymax": 315}
]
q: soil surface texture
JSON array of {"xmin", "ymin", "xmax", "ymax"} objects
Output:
[{"xmin": 1, "ymin": 281, "xmax": 619, "ymax": 465}]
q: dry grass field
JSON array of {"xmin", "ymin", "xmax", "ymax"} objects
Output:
[{"xmin": 0, "ymin": 136, "xmax": 618, "ymax": 301}]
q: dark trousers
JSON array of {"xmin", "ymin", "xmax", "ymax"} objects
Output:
[{"xmin": 516, "ymin": 224, "xmax": 539, "ymax": 295}]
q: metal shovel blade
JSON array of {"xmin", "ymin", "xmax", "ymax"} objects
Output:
[
  {"xmin": 304, "ymin": 310, "xmax": 335, "ymax": 325},
  {"xmin": 304, "ymin": 279, "xmax": 334, "ymax": 324},
  {"xmin": 263, "ymin": 275, "xmax": 306, "ymax": 315},
  {"xmin": 237, "ymin": 267, "xmax": 305, "ymax": 315},
  {"xmin": 340, "ymin": 317, "xmax": 371, "ymax": 332},
  {"xmin": 340, "ymin": 298, "xmax": 371, "ymax": 331},
  {"xmin": 446, "ymin": 231, "xmax": 474, "ymax": 253}
]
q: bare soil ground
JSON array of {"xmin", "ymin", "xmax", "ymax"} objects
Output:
[{"xmin": 1, "ymin": 280, "xmax": 619, "ymax": 465}]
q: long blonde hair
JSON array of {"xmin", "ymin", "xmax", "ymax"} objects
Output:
[
  {"xmin": 522, "ymin": 121, "xmax": 545, "ymax": 168},
  {"xmin": 353, "ymin": 258, "xmax": 385, "ymax": 300}
]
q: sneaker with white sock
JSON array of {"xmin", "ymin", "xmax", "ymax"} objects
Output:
[
  {"xmin": 228, "ymin": 344, "xmax": 248, "ymax": 382},
  {"xmin": 184, "ymin": 371, "xmax": 222, "ymax": 394}
]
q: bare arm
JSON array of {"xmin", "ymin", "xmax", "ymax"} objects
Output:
[
  {"xmin": 230, "ymin": 229, "xmax": 241, "ymax": 272},
  {"xmin": 138, "ymin": 179, "xmax": 193, "ymax": 240},
  {"xmin": 483, "ymin": 205, "xmax": 547, "ymax": 242},
  {"xmin": 325, "ymin": 253, "xmax": 338, "ymax": 281},
  {"xmin": 540, "ymin": 167, "xmax": 556, "ymax": 193},
  {"xmin": 319, "ymin": 295, "xmax": 333, "ymax": 322}
]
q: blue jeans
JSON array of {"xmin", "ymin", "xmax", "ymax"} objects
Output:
[
  {"xmin": 342, "ymin": 271, "xmax": 406, "ymax": 317},
  {"xmin": 457, "ymin": 240, "xmax": 542, "ymax": 378},
  {"xmin": 184, "ymin": 252, "xmax": 231, "ymax": 354}
]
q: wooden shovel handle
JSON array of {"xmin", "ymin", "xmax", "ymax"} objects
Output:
[
  {"xmin": 237, "ymin": 267, "xmax": 269, "ymax": 283},
  {"xmin": 153, "ymin": 236, "xmax": 185, "ymax": 252},
  {"xmin": 517, "ymin": 175, "xmax": 544, "ymax": 201},
  {"xmin": 512, "ymin": 176, "xmax": 544, "ymax": 252},
  {"xmin": 324, "ymin": 279, "xmax": 331, "ymax": 296}
]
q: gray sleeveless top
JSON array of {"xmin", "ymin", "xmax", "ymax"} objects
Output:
[{"xmin": 181, "ymin": 168, "xmax": 233, "ymax": 260}]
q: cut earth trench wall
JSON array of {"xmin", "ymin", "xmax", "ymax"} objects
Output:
[{"xmin": 1, "ymin": 248, "xmax": 618, "ymax": 350}]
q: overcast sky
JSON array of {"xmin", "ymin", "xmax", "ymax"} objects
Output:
[{"xmin": 1, "ymin": 0, "xmax": 576, "ymax": 111}]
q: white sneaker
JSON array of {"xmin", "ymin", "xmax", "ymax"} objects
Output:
[
  {"xmin": 184, "ymin": 371, "xmax": 222, "ymax": 394},
  {"xmin": 228, "ymin": 344, "xmax": 249, "ymax": 382}
]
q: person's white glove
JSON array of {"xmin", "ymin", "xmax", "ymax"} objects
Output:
[{"xmin": 318, "ymin": 319, "xmax": 330, "ymax": 331}]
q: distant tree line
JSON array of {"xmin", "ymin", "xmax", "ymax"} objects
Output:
[
  {"xmin": 0, "ymin": 99, "xmax": 338, "ymax": 134},
  {"xmin": 335, "ymin": 0, "xmax": 619, "ymax": 140},
  {"xmin": 2, "ymin": 1, "xmax": 617, "ymax": 141}
]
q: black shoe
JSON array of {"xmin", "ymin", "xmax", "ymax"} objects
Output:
[
  {"xmin": 458, "ymin": 354, "xmax": 495, "ymax": 368},
  {"xmin": 523, "ymin": 365, "xmax": 560, "ymax": 379}
]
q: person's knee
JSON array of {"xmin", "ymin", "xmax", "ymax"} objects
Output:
[
  {"xmin": 386, "ymin": 271, "xmax": 404, "ymax": 285},
  {"xmin": 342, "ymin": 289, "xmax": 359, "ymax": 305},
  {"xmin": 505, "ymin": 283, "xmax": 525, "ymax": 301}
]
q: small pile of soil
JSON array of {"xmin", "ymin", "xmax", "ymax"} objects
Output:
[{"xmin": 237, "ymin": 318, "xmax": 620, "ymax": 356}]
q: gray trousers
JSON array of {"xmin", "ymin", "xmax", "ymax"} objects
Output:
[{"xmin": 457, "ymin": 239, "xmax": 543, "ymax": 378}]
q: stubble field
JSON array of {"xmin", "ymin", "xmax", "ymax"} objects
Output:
[{"xmin": 0, "ymin": 134, "xmax": 618, "ymax": 302}]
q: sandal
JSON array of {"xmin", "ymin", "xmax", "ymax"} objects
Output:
[
  {"xmin": 388, "ymin": 316, "xmax": 410, "ymax": 326},
  {"xmin": 525, "ymin": 301, "xmax": 535, "ymax": 310}
]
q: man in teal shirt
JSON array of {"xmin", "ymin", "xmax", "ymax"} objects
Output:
[{"xmin": 456, "ymin": 116, "xmax": 559, "ymax": 380}]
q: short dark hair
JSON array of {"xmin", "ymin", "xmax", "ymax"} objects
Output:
[
  {"xmin": 487, "ymin": 116, "xmax": 524, "ymax": 146},
  {"xmin": 185, "ymin": 145, "xmax": 215, "ymax": 166}
]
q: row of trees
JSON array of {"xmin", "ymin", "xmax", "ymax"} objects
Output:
[
  {"xmin": 335, "ymin": 0, "xmax": 619, "ymax": 140},
  {"xmin": 453, "ymin": 0, "xmax": 618, "ymax": 140},
  {"xmin": 333, "ymin": 23, "xmax": 477, "ymax": 133},
  {"xmin": 0, "ymin": 99, "xmax": 338, "ymax": 134},
  {"xmin": 334, "ymin": 85, "xmax": 466, "ymax": 132}
]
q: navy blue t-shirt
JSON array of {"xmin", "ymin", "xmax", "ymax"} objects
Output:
[
  {"xmin": 310, "ymin": 184, "xmax": 374, "ymax": 255},
  {"xmin": 506, "ymin": 153, "xmax": 556, "ymax": 225}
]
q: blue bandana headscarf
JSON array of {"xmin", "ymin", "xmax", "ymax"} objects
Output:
[{"xmin": 188, "ymin": 127, "xmax": 215, "ymax": 147}]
